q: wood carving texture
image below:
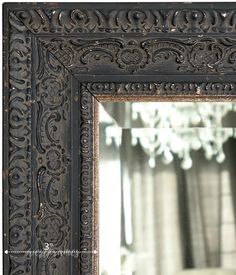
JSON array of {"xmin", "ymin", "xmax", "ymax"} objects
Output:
[
  {"xmin": 13, "ymin": 8, "xmax": 236, "ymax": 34},
  {"xmin": 84, "ymin": 82, "xmax": 236, "ymax": 96},
  {"xmin": 41, "ymin": 37, "xmax": 236, "ymax": 74},
  {"xmin": 4, "ymin": 3, "xmax": 236, "ymax": 275},
  {"xmin": 7, "ymin": 10, "xmax": 72, "ymax": 275},
  {"xmin": 7, "ymin": 12, "xmax": 32, "ymax": 275},
  {"xmin": 34, "ymin": 43, "xmax": 71, "ymax": 274}
]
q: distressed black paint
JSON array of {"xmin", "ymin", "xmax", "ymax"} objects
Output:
[{"xmin": 3, "ymin": 3, "xmax": 236, "ymax": 275}]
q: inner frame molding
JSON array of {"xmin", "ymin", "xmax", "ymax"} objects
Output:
[{"xmin": 3, "ymin": 3, "xmax": 236, "ymax": 275}]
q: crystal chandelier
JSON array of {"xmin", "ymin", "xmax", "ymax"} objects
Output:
[
  {"xmin": 102, "ymin": 103, "xmax": 236, "ymax": 170},
  {"xmin": 131, "ymin": 102, "xmax": 236, "ymax": 169}
]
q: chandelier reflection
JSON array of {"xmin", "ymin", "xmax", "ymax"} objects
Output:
[{"xmin": 104, "ymin": 103, "xmax": 236, "ymax": 170}]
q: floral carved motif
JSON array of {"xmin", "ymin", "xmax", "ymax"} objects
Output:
[{"xmin": 40, "ymin": 78, "xmax": 65, "ymax": 108}]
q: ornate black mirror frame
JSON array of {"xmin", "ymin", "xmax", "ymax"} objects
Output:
[{"xmin": 3, "ymin": 2, "xmax": 236, "ymax": 275}]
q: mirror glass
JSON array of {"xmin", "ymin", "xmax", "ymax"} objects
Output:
[{"xmin": 99, "ymin": 102, "xmax": 236, "ymax": 275}]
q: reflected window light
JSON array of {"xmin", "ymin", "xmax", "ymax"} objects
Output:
[{"xmin": 99, "ymin": 105, "xmax": 122, "ymax": 275}]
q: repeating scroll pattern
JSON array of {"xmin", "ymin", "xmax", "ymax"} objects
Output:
[
  {"xmin": 84, "ymin": 82, "xmax": 236, "ymax": 96},
  {"xmin": 41, "ymin": 37, "xmax": 236, "ymax": 74},
  {"xmin": 79, "ymin": 87, "xmax": 95, "ymax": 275},
  {"xmin": 14, "ymin": 8, "xmax": 236, "ymax": 34},
  {"xmin": 8, "ymin": 13, "xmax": 32, "ymax": 275},
  {"xmin": 34, "ymin": 42, "xmax": 71, "ymax": 274}
]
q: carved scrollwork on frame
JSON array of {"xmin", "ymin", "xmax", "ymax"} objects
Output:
[
  {"xmin": 41, "ymin": 37, "xmax": 236, "ymax": 74},
  {"xmin": 4, "ymin": 3, "xmax": 236, "ymax": 275},
  {"xmin": 5, "ymin": 9, "xmax": 72, "ymax": 275},
  {"xmin": 7, "ymin": 13, "xmax": 32, "ymax": 275},
  {"xmin": 34, "ymin": 43, "xmax": 71, "ymax": 274},
  {"xmin": 79, "ymin": 87, "xmax": 96, "ymax": 274},
  {"xmin": 85, "ymin": 82, "xmax": 236, "ymax": 97},
  {"xmin": 13, "ymin": 8, "xmax": 236, "ymax": 34}
]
